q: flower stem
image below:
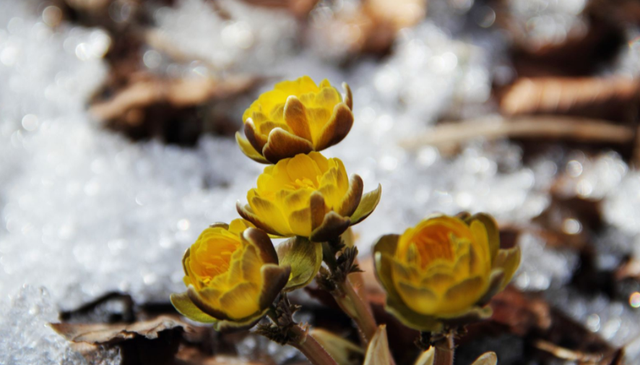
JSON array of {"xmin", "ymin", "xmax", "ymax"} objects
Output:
[
  {"xmin": 262, "ymin": 304, "xmax": 338, "ymax": 365},
  {"xmin": 334, "ymin": 278, "xmax": 377, "ymax": 344},
  {"xmin": 320, "ymin": 236, "xmax": 378, "ymax": 345},
  {"xmin": 289, "ymin": 324, "xmax": 339, "ymax": 365},
  {"xmin": 433, "ymin": 330, "xmax": 455, "ymax": 365}
]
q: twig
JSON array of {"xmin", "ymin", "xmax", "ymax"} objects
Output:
[
  {"xmin": 400, "ymin": 116, "xmax": 634, "ymax": 150},
  {"xmin": 90, "ymin": 75, "xmax": 259, "ymax": 121},
  {"xmin": 534, "ymin": 339, "xmax": 603, "ymax": 363}
]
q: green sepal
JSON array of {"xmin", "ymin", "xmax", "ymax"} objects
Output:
[
  {"xmin": 212, "ymin": 307, "xmax": 270, "ymax": 332},
  {"xmin": 170, "ymin": 292, "xmax": 218, "ymax": 324},
  {"xmin": 171, "ymin": 291, "xmax": 267, "ymax": 332},
  {"xmin": 350, "ymin": 184, "xmax": 382, "ymax": 225},
  {"xmin": 277, "ymin": 237, "xmax": 323, "ymax": 291}
]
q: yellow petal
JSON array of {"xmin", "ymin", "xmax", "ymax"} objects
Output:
[
  {"xmin": 308, "ymin": 151, "xmax": 330, "ymax": 171},
  {"xmin": 468, "ymin": 220, "xmax": 492, "ymax": 278},
  {"xmin": 286, "ymin": 153, "xmax": 323, "ymax": 182},
  {"xmin": 315, "ymin": 103, "xmax": 354, "ymax": 151},
  {"xmin": 439, "ymin": 276, "xmax": 486, "ymax": 316},
  {"xmin": 248, "ymin": 190, "xmax": 292, "ymax": 236},
  {"xmin": 274, "ymin": 75, "xmax": 319, "ymax": 95},
  {"xmin": 244, "ymin": 118, "xmax": 268, "ymax": 152},
  {"xmin": 314, "ymin": 86, "xmax": 341, "ymax": 110},
  {"xmin": 467, "ymin": 213, "xmax": 500, "ymax": 263},
  {"xmin": 350, "ymin": 184, "xmax": 382, "ymax": 225},
  {"xmin": 396, "ymin": 280, "xmax": 439, "ymax": 315},
  {"xmin": 218, "ymin": 282, "xmax": 262, "ymax": 320},
  {"xmin": 263, "ymin": 128, "xmax": 314, "ymax": 163},
  {"xmin": 239, "ymin": 244, "xmax": 263, "ymax": 284},
  {"xmin": 342, "ymin": 82, "xmax": 353, "ymax": 110},
  {"xmin": 228, "ymin": 218, "xmax": 255, "ymax": 235},
  {"xmin": 236, "ymin": 132, "xmax": 269, "ymax": 163},
  {"xmin": 338, "ymin": 175, "xmax": 363, "ymax": 217},
  {"xmin": 288, "ymin": 207, "xmax": 312, "ymax": 237},
  {"xmin": 283, "ymin": 95, "xmax": 312, "ymax": 141}
]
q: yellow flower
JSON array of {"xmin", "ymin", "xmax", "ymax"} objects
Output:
[
  {"xmin": 236, "ymin": 76, "xmax": 354, "ymax": 164},
  {"xmin": 237, "ymin": 152, "xmax": 381, "ymax": 241},
  {"xmin": 170, "ymin": 219, "xmax": 290, "ymax": 329},
  {"xmin": 373, "ymin": 213, "xmax": 520, "ymax": 331}
]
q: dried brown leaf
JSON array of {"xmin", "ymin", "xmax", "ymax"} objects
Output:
[
  {"xmin": 500, "ymin": 77, "xmax": 640, "ymax": 120},
  {"xmin": 50, "ymin": 314, "xmax": 195, "ymax": 345},
  {"xmin": 489, "ymin": 286, "xmax": 552, "ymax": 336}
]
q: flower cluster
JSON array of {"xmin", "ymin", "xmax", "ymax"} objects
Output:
[
  {"xmin": 172, "ymin": 76, "xmax": 380, "ymax": 328},
  {"xmin": 171, "ymin": 75, "xmax": 520, "ymax": 365}
]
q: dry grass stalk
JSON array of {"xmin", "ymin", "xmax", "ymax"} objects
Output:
[
  {"xmin": 534, "ymin": 339, "xmax": 604, "ymax": 363},
  {"xmin": 400, "ymin": 116, "xmax": 634, "ymax": 151},
  {"xmin": 90, "ymin": 75, "xmax": 258, "ymax": 122}
]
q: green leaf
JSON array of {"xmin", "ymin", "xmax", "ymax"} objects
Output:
[
  {"xmin": 170, "ymin": 292, "xmax": 218, "ymax": 324},
  {"xmin": 277, "ymin": 237, "xmax": 323, "ymax": 291},
  {"xmin": 350, "ymin": 184, "xmax": 382, "ymax": 225},
  {"xmin": 363, "ymin": 325, "xmax": 393, "ymax": 365},
  {"xmin": 310, "ymin": 328, "xmax": 364, "ymax": 365}
]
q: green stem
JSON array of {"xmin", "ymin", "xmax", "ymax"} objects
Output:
[
  {"xmin": 433, "ymin": 331, "xmax": 455, "ymax": 365},
  {"xmin": 290, "ymin": 325, "xmax": 339, "ymax": 365},
  {"xmin": 319, "ymin": 236, "xmax": 378, "ymax": 345}
]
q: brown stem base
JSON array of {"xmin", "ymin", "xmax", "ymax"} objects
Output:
[
  {"xmin": 290, "ymin": 325, "xmax": 338, "ymax": 365},
  {"xmin": 433, "ymin": 330, "xmax": 455, "ymax": 365}
]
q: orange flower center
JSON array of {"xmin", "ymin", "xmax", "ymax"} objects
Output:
[
  {"xmin": 410, "ymin": 226, "xmax": 456, "ymax": 269},
  {"xmin": 288, "ymin": 177, "xmax": 319, "ymax": 191},
  {"xmin": 398, "ymin": 217, "xmax": 475, "ymax": 270},
  {"xmin": 191, "ymin": 235, "xmax": 241, "ymax": 283}
]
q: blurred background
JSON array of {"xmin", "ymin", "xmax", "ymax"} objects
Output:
[{"xmin": 1, "ymin": 0, "xmax": 640, "ymax": 364}]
